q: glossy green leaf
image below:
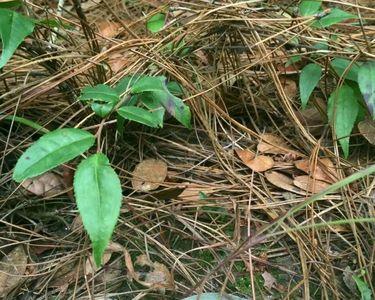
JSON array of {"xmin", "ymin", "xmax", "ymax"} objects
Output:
[
  {"xmin": 0, "ymin": 9, "xmax": 35, "ymax": 69},
  {"xmin": 299, "ymin": 0, "xmax": 321, "ymax": 16},
  {"xmin": 358, "ymin": 61, "xmax": 375, "ymax": 119},
  {"xmin": 328, "ymin": 85, "xmax": 360, "ymax": 158},
  {"xmin": 182, "ymin": 293, "xmax": 247, "ymax": 300},
  {"xmin": 312, "ymin": 8, "xmax": 355, "ymax": 28},
  {"xmin": 148, "ymin": 90, "xmax": 191, "ymax": 128},
  {"xmin": 146, "ymin": 13, "xmax": 166, "ymax": 33},
  {"xmin": 13, "ymin": 128, "xmax": 95, "ymax": 182},
  {"xmin": 300, "ymin": 63, "xmax": 322, "ymax": 109},
  {"xmin": 131, "ymin": 76, "xmax": 167, "ymax": 94},
  {"xmin": 74, "ymin": 153, "xmax": 122, "ymax": 267},
  {"xmin": 331, "ymin": 58, "xmax": 361, "ymax": 82},
  {"xmin": 117, "ymin": 106, "xmax": 162, "ymax": 128},
  {"xmin": 79, "ymin": 84, "xmax": 120, "ymax": 117},
  {"xmin": 140, "ymin": 94, "xmax": 166, "ymax": 127}
]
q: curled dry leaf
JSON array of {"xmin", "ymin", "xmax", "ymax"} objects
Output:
[
  {"xmin": 177, "ymin": 183, "xmax": 218, "ymax": 201},
  {"xmin": 49, "ymin": 260, "xmax": 80, "ymax": 291},
  {"xmin": 293, "ymin": 176, "xmax": 330, "ymax": 193},
  {"xmin": 0, "ymin": 246, "xmax": 28, "ymax": 298},
  {"xmin": 265, "ymin": 171, "xmax": 305, "ymax": 195},
  {"xmin": 257, "ymin": 133, "xmax": 297, "ymax": 156},
  {"xmin": 85, "ymin": 252, "xmax": 112, "ymax": 276},
  {"xmin": 358, "ymin": 119, "xmax": 375, "ymax": 145},
  {"xmin": 294, "ymin": 158, "xmax": 338, "ymax": 183},
  {"xmin": 132, "ymin": 159, "xmax": 168, "ymax": 192},
  {"xmin": 235, "ymin": 148, "xmax": 274, "ymax": 172},
  {"xmin": 21, "ymin": 172, "xmax": 64, "ymax": 196}
]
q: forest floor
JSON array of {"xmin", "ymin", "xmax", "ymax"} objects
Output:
[{"xmin": 0, "ymin": 0, "xmax": 374, "ymax": 299}]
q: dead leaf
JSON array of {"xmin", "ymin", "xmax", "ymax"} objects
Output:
[
  {"xmin": 293, "ymin": 175, "xmax": 330, "ymax": 193},
  {"xmin": 279, "ymin": 76, "xmax": 297, "ymax": 99},
  {"xmin": 358, "ymin": 119, "xmax": 375, "ymax": 145},
  {"xmin": 265, "ymin": 171, "xmax": 305, "ymax": 195},
  {"xmin": 0, "ymin": 246, "xmax": 28, "ymax": 298},
  {"xmin": 177, "ymin": 183, "xmax": 218, "ymax": 201},
  {"xmin": 108, "ymin": 53, "xmax": 129, "ymax": 74},
  {"xmin": 343, "ymin": 266, "xmax": 357, "ymax": 294},
  {"xmin": 257, "ymin": 133, "xmax": 296, "ymax": 155},
  {"xmin": 49, "ymin": 261, "xmax": 80, "ymax": 291},
  {"xmin": 97, "ymin": 20, "xmax": 122, "ymax": 39},
  {"xmin": 262, "ymin": 271, "xmax": 277, "ymax": 289},
  {"xmin": 235, "ymin": 149, "xmax": 274, "ymax": 172},
  {"xmin": 85, "ymin": 252, "xmax": 112, "ymax": 276},
  {"xmin": 21, "ymin": 172, "xmax": 64, "ymax": 196},
  {"xmin": 132, "ymin": 159, "xmax": 168, "ymax": 192},
  {"xmin": 294, "ymin": 158, "xmax": 337, "ymax": 183}
]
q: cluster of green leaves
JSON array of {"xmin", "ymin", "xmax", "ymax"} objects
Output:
[
  {"xmin": 12, "ymin": 75, "xmax": 191, "ymax": 266},
  {"xmin": 79, "ymin": 75, "xmax": 191, "ymax": 128},
  {"xmin": 297, "ymin": 1, "xmax": 374, "ymax": 158},
  {"xmin": 299, "ymin": 57, "xmax": 374, "ymax": 158},
  {"xmin": 299, "ymin": 0, "xmax": 356, "ymax": 28}
]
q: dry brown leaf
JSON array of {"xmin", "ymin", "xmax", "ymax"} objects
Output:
[
  {"xmin": 132, "ymin": 159, "xmax": 168, "ymax": 192},
  {"xmin": 279, "ymin": 76, "xmax": 297, "ymax": 99},
  {"xmin": 108, "ymin": 53, "xmax": 129, "ymax": 74},
  {"xmin": 235, "ymin": 149, "xmax": 274, "ymax": 172},
  {"xmin": 21, "ymin": 172, "xmax": 64, "ymax": 196},
  {"xmin": 85, "ymin": 252, "xmax": 112, "ymax": 276},
  {"xmin": 293, "ymin": 176, "xmax": 330, "ymax": 193},
  {"xmin": 177, "ymin": 183, "xmax": 219, "ymax": 201},
  {"xmin": 262, "ymin": 271, "xmax": 277, "ymax": 289},
  {"xmin": 97, "ymin": 20, "xmax": 122, "ymax": 39},
  {"xmin": 265, "ymin": 171, "xmax": 305, "ymax": 195},
  {"xmin": 358, "ymin": 119, "xmax": 375, "ymax": 145},
  {"xmin": 257, "ymin": 133, "xmax": 296, "ymax": 155},
  {"xmin": 0, "ymin": 246, "xmax": 28, "ymax": 298},
  {"xmin": 49, "ymin": 261, "xmax": 80, "ymax": 291},
  {"xmin": 294, "ymin": 158, "xmax": 337, "ymax": 183}
]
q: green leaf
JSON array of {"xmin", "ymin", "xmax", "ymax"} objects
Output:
[
  {"xmin": 358, "ymin": 61, "xmax": 375, "ymax": 120},
  {"xmin": 1, "ymin": 114, "xmax": 49, "ymax": 133},
  {"xmin": 299, "ymin": 0, "xmax": 321, "ymax": 16},
  {"xmin": 167, "ymin": 81, "xmax": 184, "ymax": 96},
  {"xmin": 0, "ymin": 1, "xmax": 21, "ymax": 8},
  {"xmin": 148, "ymin": 91, "xmax": 191, "ymax": 128},
  {"xmin": 299, "ymin": 63, "xmax": 322, "ymax": 109},
  {"xmin": 131, "ymin": 76, "xmax": 167, "ymax": 94},
  {"xmin": 312, "ymin": 8, "xmax": 355, "ymax": 28},
  {"xmin": 182, "ymin": 293, "xmax": 247, "ymax": 300},
  {"xmin": 79, "ymin": 84, "xmax": 119, "ymax": 103},
  {"xmin": 79, "ymin": 84, "xmax": 120, "ymax": 117},
  {"xmin": 331, "ymin": 58, "xmax": 361, "ymax": 82},
  {"xmin": 0, "ymin": 9, "xmax": 35, "ymax": 69},
  {"xmin": 353, "ymin": 275, "xmax": 372, "ymax": 300},
  {"xmin": 114, "ymin": 75, "xmax": 142, "ymax": 94},
  {"xmin": 140, "ymin": 94, "xmax": 166, "ymax": 127},
  {"xmin": 13, "ymin": 128, "xmax": 95, "ymax": 182},
  {"xmin": 74, "ymin": 153, "xmax": 122, "ymax": 267},
  {"xmin": 328, "ymin": 85, "xmax": 360, "ymax": 158},
  {"xmin": 285, "ymin": 55, "xmax": 302, "ymax": 67},
  {"xmin": 117, "ymin": 106, "xmax": 162, "ymax": 128},
  {"xmin": 146, "ymin": 13, "xmax": 166, "ymax": 33}
]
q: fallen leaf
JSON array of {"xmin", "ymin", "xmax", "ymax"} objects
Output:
[
  {"xmin": 265, "ymin": 171, "xmax": 305, "ymax": 195},
  {"xmin": 358, "ymin": 119, "xmax": 375, "ymax": 145},
  {"xmin": 293, "ymin": 175, "xmax": 330, "ymax": 193},
  {"xmin": 235, "ymin": 149, "xmax": 274, "ymax": 172},
  {"xmin": 257, "ymin": 133, "xmax": 296, "ymax": 155},
  {"xmin": 295, "ymin": 158, "xmax": 338, "ymax": 183},
  {"xmin": 132, "ymin": 159, "xmax": 168, "ymax": 192},
  {"xmin": 280, "ymin": 76, "xmax": 297, "ymax": 99},
  {"xmin": 343, "ymin": 266, "xmax": 357, "ymax": 294},
  {"xmin": 85, "ymin": 252, "xmax": 112, "ymax": 276},
  {"xmin": 177, "ymin": 183, "xmax": 219, "ymax": 201},
  {"xmin": 108, "ymin": 53, "xmax": 129, "ymax": 74},
  {"xmin": 97, "ymin": 20, "xmax": 121, "ymax": 39},
  {"xmin": 21, "ymin": 172, "xmax": 64, "ymax": 196},
  {"xmin": 49, "ymin": 261, "xmax": 80, "ymax": 291},
  {"xmin": 0, "ymin": 246, "xmax": 28, "ymax": 298},
  {"xmin": 262, "ymin": 271, "xmax": 277, "ymax": 289}
]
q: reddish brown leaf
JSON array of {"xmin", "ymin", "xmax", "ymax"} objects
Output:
[
  {"xmin": 358, "ymin": 119, "xmax": 375, "ymax": 145},
  {"xmin": 295, "ymin": 158, "xmax": 337, "ymax": 183},
  {"xmin": 21, "ymin": 172, "xmax": 64, "ymax": 196},
  {"xmin": 257, "ymin": 133, "xmax": 296, "ymax": 155},
  {"xmin": 265, "ymin": 171, "xmax": 305, "ymax": 195}
]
